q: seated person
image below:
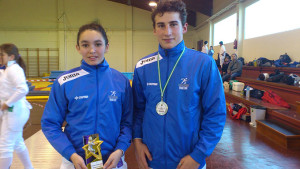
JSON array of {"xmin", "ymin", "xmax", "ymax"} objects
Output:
[
  {"xmin": 222, "ymin": 53, "xmax": 242, "ymax": 81},
  {"xmin": 221, "ymin": 55, "xmax": 231, "ymax": 76}
]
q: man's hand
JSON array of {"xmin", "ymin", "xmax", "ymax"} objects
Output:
[
  {"xmin": 176, "ymin": 155, "xmax": 200, "ymax": 169},
  {"xmin": 134, "ymin": 139, "xmax": 152, "ymax": 169},
  {"xmin": 0, "ymin": 103, "xmax": 8, "ymax": 111},
  {"xmin": 103, "ymin": 149, "xmax": 123, "ymax": 169},
  {"xmin": 70, "ymin": 153, "xmax": 88, "ymax": 169}
]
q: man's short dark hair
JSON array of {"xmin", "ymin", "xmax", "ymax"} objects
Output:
[
  {"xmin": 231, "ymin": 53, "xmax": 237, "ymax": 58},
  {"xmin": 219, "ymin": 41, "xmax": 223, "ymax": 45},
  {"xmin": 151, "ymin": 0, "xmax": 187, "ymax": 28},
  {"xmin": 204, "ymin": 41, "xmax": 208, "ymax": 45}
]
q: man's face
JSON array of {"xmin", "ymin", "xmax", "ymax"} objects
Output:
[
  {"xmin": 232, "ymin": 54, "xmax": 237, "ymax": 61},
  {"xmin": 153, "ymin": 12, "xmax": 187, "ymax": 49}
]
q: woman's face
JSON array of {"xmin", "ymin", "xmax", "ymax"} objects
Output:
[
  {"xmin": 76, "ymin": 30, "xmax": 109, "ymax": 66},
  {"xmin": 0, "ymin": 50, "xmax": 13, "ymax": 66}
]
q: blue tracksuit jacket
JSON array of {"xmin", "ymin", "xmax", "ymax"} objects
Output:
[
  {"xmin": 41, "ymin": 60, "xmax": 132, "ymax": 162},
  {"xmin": 132, "ymin": 41, "xmax": 226, "ymax": 169}
]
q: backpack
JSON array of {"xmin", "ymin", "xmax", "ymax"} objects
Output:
[
  {"xmin": 261, "ymin": 90, "xmax": 290, "ymax": 108},
  {"xmin": 243, "ymin": 85, "xmax": 264, "ymax": 99},
  {"xmin": 228, "ymin": 103, "xmax": 248, "ymax": 120},
  {"xmin": 279, "ymin": 53, "xmax": 291, "ymax": 64},
  {"xmin": 266, "ymin": 73, "xmax": 284, "ymax": 82},
  {"xmin": 282, "ymin": 74, "xmax": 300, "ymax": 86},
  {"xmin": 238, "ymin": 57, "xmax": 245, "ymax": 65},
  {"xmin": 251, "ymin": 89, "xmax": 264, "ymax": 99},
  {"xmin": 257, "ymin": 57, "xmax": 273, "ymax": 67},
  {"xmin": 247, "ymin": 61, "xmax": 254, "ymax": 66}
]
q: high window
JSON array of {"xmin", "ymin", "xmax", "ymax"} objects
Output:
[
  {"xmin": 245, "ymin": 0, "xmax": 300, "ymax": 39},
  {"xmin": 213, "ymin": 13, "xmax": 237, "ymax": 46}
]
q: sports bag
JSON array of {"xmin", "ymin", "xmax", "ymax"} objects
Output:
[{"xmin": 261, "ymin": 90, "xmax": 290, "ymax": 108}]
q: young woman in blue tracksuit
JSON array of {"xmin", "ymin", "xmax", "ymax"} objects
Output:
[
  {"xmin": 41, "ymin": 23, "xmax": 133, "ymax": 169},
  {"xmin": 132, "ymin": 1, "xmax": 226, "ymax": 169}
]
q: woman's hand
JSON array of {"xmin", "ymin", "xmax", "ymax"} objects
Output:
[
  {"xmin": 103, "ymin": 149, "xmax": 123, "ymax": 169},
  {"xmin": 70, "ymin": 153, "xmax": 88, "ymax": 169},
  {"xmin": 176, "ymin": 155, "xmax": 200, "ymax": 169}
]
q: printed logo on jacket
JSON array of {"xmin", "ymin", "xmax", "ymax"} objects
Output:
[
  {"xmin": 136, "ymin": 55, "xmax": 162, "ymax": 68},
  {"xmin": 58, "ymin": 69, "xmax": 89, "ymax": 85},
  {"xmin": 178, "ymin": 78, "xmax": 189, "ymax": 90},
  {"xmin": 109, "ymin": 91, "xmax": 118, "ymax": 101},
  {"xmin": 74, "ymin": 95, "xmax": 89, "ymax": 100}
]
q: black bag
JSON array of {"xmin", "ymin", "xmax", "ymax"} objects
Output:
[
  {"xmin": 280, "ymin": 74, "xmax": 292, "ymax": 85},
  {"xmin": 257, "ymin": 57, "xmax": 273, "ymax": 67},
  {"xmin": 247, "ymin": 61, "xmax": 254, "ymax": 66},
  {"xmin": 232, "ymin": 103, "xmax": 242, "ymax": 112},
  {"xmin": 243, "ymin": 85, "xmax": 264, "ymax": 99},
  {"xmin": 266, "ymin": 73, "xmax": 284, "ymax": 82},
  {"xmin": 282, "ymin": 74, "xmax": 300, "ymax": 85},
  {"xmin": 279, "ymin": 53, "xmax": 291, "ymax": 64},
  {"xmin": 251, "ymin": 89, "xmax": 264, "ymax": 99},
  {"xmin": 238, "ymin": 57, "xmax": 245, "ymax": 65}
]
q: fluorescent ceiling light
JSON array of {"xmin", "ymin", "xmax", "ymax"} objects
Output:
[{"xmin": 149, "ymin": 1, "xmax": 157, "ymax": 7}]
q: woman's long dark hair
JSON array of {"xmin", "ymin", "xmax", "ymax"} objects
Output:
[{"xmin": 0, "ymin": 43, "xmax": 26, "ymax": 72}]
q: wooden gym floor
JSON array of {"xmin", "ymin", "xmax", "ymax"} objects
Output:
[{"xmin": 10, "ymin": 101, "xmax": 300, "ymax": 169}]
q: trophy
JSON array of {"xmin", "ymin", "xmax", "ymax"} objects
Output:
[{"xmin": 82, "ymin": 134, "xmax": 103, "ymax": 169}]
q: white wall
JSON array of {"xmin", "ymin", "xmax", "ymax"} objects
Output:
[
  {"xmin": 243, "ymin": 28, "xmax": 300, "ymax": 62},
  {"xmin": 0, "ymin": 0, "xmax": 197, "ymax": 73},
  {"xmin": 193, "ymin": 0, "xmax": 300, "ymax": 63}
]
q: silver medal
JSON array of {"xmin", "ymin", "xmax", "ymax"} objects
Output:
[{"xmin": 156, "ymin": 101, "xmax": 168, "ymax": 115}]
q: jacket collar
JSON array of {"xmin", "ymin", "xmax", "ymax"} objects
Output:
[
  {"xmin": 80, "ymin": 59, "xmax": 109, "ymax": 72},
  {"xmin": 7, "ymin": 60, "xmax": 16, "ymax": 67},
  {"xmin": 158, "ymin": 41, "xmax": 185, "ymax": 58}
]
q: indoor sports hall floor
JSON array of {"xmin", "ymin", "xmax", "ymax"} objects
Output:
[{"xmin": 10, "ymin": 79, "xmax": 300, "ymax": 169}]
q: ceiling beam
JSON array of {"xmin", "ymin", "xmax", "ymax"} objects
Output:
[{"xmin": 183, "ymin": 0, "xmax": 213, "ymax": 16}]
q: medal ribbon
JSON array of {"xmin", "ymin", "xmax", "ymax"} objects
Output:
[{"xmin": 157, "ymin": 47, "xmax": 185, "ymax": 101}]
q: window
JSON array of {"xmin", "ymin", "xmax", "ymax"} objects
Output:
[
  {"xmin": 213, "ymin": 13, "xmax": 237, "ymax": 46},
  {"xmin": 245, "ymin": 0, "xmax": 300, "ymax": 39}
]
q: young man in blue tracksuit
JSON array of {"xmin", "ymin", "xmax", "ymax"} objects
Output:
[
  {"xmin": 41, "ymin": 23, "xmax": 132, "ymax": 169},
  {"xmin": 132, "ymin": 1, "xmax": 226, "ymax": 169}
]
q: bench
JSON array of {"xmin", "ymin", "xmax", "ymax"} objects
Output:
[
  {"xmin": 235, "ymin": 77, "xmax": 300, "ymax": 110},
  {"xmin": 241, "ymin": 66, "xmax": 300, "ymax": 79},
  {"xmin": 256, "ymin": 120, "xmax": 300, "ymax": 149},
  {"xmin": 225, "ymin": 90, "xmax": 300, "ymax": 149}
]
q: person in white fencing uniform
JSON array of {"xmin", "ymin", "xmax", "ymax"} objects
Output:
[
  {"xmin": 219, "ymin": 41, "xmax": 226, "ymax": 68},
  {"xmin": 0, "ymin": 43, "xmax": 33, "ymax": 169},
  {"xmin": 201, "ymin": 41, "xmax": 208, "ymax": 54}
]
